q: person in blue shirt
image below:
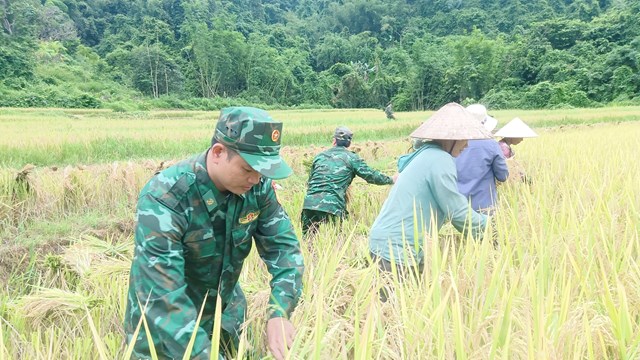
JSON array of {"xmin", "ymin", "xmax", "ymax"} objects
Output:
[
  {"xmin": 369, "ymin": 103, "xmax": 492, "ymax": 278},
  {"xmin": 455, "ymin": 104, "xmax": 509, "ymax": 214}
]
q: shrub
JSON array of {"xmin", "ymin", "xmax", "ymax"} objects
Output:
[
  {"xmin": 107, "ymin": 101, "xmax": 135, "ymax": 113},
  {"xmin": 481, "ymin": 89, "xmax": 522, "ymax": 109},
  {"xmin": 64, "ymin": 94, "xmax": 102, "ymax": 109},
  {"xmin": 521, "ymin": 81, "xmax": 596, "ymax": 109}
]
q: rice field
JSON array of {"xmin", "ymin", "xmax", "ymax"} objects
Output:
[{"xmin": 0, "ymin": 107, "xmax": 639, "ymax": 359}]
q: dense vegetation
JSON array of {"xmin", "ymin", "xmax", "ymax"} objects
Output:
[{"xmin": 1, "ymin": 0, "xmax": 640, "ymax": 110}]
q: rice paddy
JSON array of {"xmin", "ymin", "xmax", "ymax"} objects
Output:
[{"xmin": 0, "ymin": 106, "xmax": 639, "ymax": 359}]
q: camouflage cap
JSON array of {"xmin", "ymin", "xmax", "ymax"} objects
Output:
[
  {"xmin": 214, "ymin": 107, "xmax": 292, "ymax": 179},
  {"xmin": 334, "ymin": 126, "xmax": 353, "ymax": 141}
]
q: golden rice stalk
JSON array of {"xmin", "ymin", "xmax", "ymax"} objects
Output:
[
  {"xmin": 137, "ymin": 298, "xmax": 159, "ymax": 360},
  {"xmin": 109, "ymin": 161, "xmax": 140, "ymax": 203},
  {"xmin": 62, "ymin": 165, "xmax": 76, "ymax": 193},
  {"xmin": 207, "ymin": 293, "xmax": 222, "ymax": 360},
  {"xmin": 0, "ymin": 316, "xmax": 8, "ymax": 359},
  {"xmin": 179, "ymin": 291, "xmax": 210, "ymax": 360},
  {"xmin": 504, "ymin": 158, "xmax": 527, "ymax": 184},
  {"xmin": 12, "ymin": 287, "xmax": 101, "ymax": 328},
  {"xmin": 14, "ymin": 164, "xmax": 35, "ymax": 185},
  {"xmin": 61, "ymin": 235, "xmax": 133, "ymax": 276},
  {"xmin": 122, "ymin": 161, "xmax": 138, "ymax": 204},
  {"xmin": 84, "ymin": 307, "xmax": 109, "ymax": 360},
  {"xmin": 86, "ymin": 258, "xmax": 131, "ymax": 280}
]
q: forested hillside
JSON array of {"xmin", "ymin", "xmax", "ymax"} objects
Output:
[{"xmin": 1, "ymin": 0, "xmax": 639, "ymax": 110}]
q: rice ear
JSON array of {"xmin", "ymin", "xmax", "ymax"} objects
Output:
[
  {"xmin": 85, "ymin": 306, "xmax": 109, "ymax": 360},
  {"xmin": 182, "ymin": 292, "xmax": 211, "ymax": 360},
  {"xmin": 138, "ymin": 298, "xmax": 159, "ymax": 360},
  {"xmin": 208, "ymin": 293, "xmax": 223, "ymax": 360}
]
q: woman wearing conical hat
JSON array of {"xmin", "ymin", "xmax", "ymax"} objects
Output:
[
  {"xmin": 369, "ymin": 103, "xmax": 492, "ymax": 279},
  {"xmin": 455, "ymin": 104, "xmax": 509, "ymax": 215},
  {"xmin": 495, "ymin": 117, "xmax": 538, "ymax": 159}
]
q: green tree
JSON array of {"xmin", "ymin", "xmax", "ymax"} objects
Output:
[
  {"xmin": 329, "ymin": 61, "xmax": 376, "ymax": 108},
  {"xmin": 38, "ymin": 3, "xmax": 78, "ymax": 41},
  {"xmin": 446, "ymin": 30, "xmax": 507, "ymax": 101},
  {"xmin": 396, "ymin": 37, "xmax": 456, "ymax": 110},
  {"xmin": 0, "ymin": 36, "xmax": 36, "ymax": 86},
  {"xmin": 1, "ymin": 0, "xmax": 40, "ymax": 37},
  {"xmin": 183, "ymin": 23, "xmax": 248, "ymax": 97},
  {"xmin": 130, "ymin": 44, "xmax": 183, "ymax": 97}
]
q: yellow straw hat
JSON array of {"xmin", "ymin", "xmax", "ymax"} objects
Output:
[{"xmin": 410, "ymin": 103, "xmax": 493, "ymax": 140}]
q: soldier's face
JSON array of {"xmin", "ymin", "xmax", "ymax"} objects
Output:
[{"xmin": 208, "ymin": 144, "xmax": 262, "ymax": 195}]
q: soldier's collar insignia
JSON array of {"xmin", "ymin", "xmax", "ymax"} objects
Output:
[
  {"xmin": 239, "ymin": 210, "xmax": 260, "ymax": 224},
  {"xmin": 271, "ymin": 129, "xmax": 280, "ymax": 142},
  {"xmin": 202, "ymin": 190, "xmax": 217, "ymax": 212}
]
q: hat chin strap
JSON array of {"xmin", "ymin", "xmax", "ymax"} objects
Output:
[{"xmin": 446, "ymin": 140, "xmax": 457, "ymax": 155}]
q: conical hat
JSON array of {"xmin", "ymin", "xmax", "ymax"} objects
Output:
[
  {"xmin": 494, "ymin": 117, "xmax": 538, "ymax": 138},
  {"xmin": 466, "ymin": 104, "xmax": 488, "ymax": 122},
  {"xmin": 466, "ymin": 104, "xmax": 498, "ymax": 132},
  {"xmin": 483, "ymin": 115, "xmax": 498, "ymax": 132},
  {"xmin": 410, "ymin": 103, "xmax": 492, "ymax": 140}
]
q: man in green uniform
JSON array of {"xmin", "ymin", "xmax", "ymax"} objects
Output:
[
  {"xmin": 384, "ymin": 102, "xmax": 396, "ymax": 120},
  {"xmin": 124, "ymin": 107, "xmax": 304, "ymax": 360},
  {"xmin": 301, "ymin": 126, "xmax": 395, "ymax": 237}
]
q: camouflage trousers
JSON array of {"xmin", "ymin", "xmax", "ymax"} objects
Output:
[
  {"xmin": 129, "ymin": 283, "xmax": 246, "ymax": 360},
  {"xmin": 206, "ymin": 283, "xmax": 246, "ymax": 357},
  {"xmin": 300, "ymin": 209, "xmax": 344, "ymax": 238}
]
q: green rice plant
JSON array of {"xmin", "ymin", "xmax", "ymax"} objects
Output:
[
  {"xmin": 3, "ymin": 106, "xmax": 639, "ymax": 168},
  {"xmin": 138, "ymin": 298, "xmax": 159, "ymax": 360},
  {"xmin": 0, "ymin": 318, "xmax": 8, "ymax": 360},
  {"xmin": 85, "ymin": 306, "xmax": 110, "ymax": 360},
  {"xmin": 207, "ymin": 294, "xmax": 223, "ymax": 360},
  {"xmin": 122, "ymin": 299, "xmax": 147, "ymax": 360}
]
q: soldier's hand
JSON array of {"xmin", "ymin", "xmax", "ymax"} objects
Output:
[
  {"xmin": 266, "ymin": 317, "xmax": 295, "ymax": 360},
  {"xmin": 392, "ymin": 173, "xmax": 399, "ymax": 183}
]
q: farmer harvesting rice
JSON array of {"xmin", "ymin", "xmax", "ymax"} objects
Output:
[
  {"xmin": 301, "ymin": 126, "xmax": 395, "ymax": 238},
  {"xmin": 369, "ymin": 103, "xmax": 491, "ymax": 277},
  {"xmin": 455, "ymin": 104, "xmax": 509, "ymax": 214},
  {"xmin": 124, "ymin": 107, "xmax": 304, "ymax": 360},
  {"xmin": 495, "ymin": 117, "xmax": 538, "ymax": 183},
  {"xmin": 495, "ymin": 117, "xmax": 538, "ymax": 159}
]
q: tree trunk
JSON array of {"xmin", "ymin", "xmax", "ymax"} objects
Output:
[{"xmin": 1, "ymin": 0, "xmax": 14, "ymax": 35}]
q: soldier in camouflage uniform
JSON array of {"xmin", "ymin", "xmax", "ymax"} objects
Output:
[
  {"xmin": 301, "ymin": 126, "xmax": 395, "ymax": 237},
  {"xmin": 384, "ymin": 102, "xmax": 396, "ymax": 120},
  {"xmin": 124, "ymin": 107, "xmax": 304, "ymax": 360}
]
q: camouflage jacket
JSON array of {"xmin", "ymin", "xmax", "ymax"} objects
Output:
[
  {"xmin": 384, "ymin": 104, "xmax": 394, "ymax": 116},
  {"xmin": 124, "ymin": 151, "xmax": 304, "ymax": 359},
  {"xmin": 302, "ymin": 146, "xmax": 393, "ymax": 215}
]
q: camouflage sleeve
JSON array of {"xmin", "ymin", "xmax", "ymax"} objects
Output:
[
  {"xmin": 253, "ymin": 179, "xmax": 304, "ymax": 319},
  {"xmin": 131, "ymin": 194, "xmax": 212, "ymax": 359},
  {"xmin": 350, "ymin": 153, "xmax": 394, "ymax": 185}
]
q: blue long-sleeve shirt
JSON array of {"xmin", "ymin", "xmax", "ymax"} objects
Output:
[
  {"xmin": 369, "ymin": 142, "xmax": 488, "ymax": 266},
  {"xmin": 455, "ymin": 140, "xmax": 509, "ymax": 212}
]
